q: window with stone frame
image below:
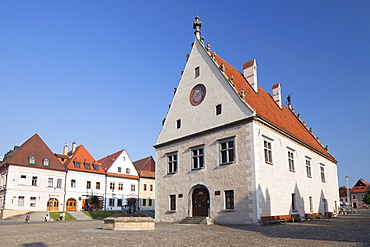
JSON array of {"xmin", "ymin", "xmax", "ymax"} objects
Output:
[
  {"xmin": 167, "ymin": 152, "xmax": 178, "ymax": 174},
  {"xmin": 57, "ymin": 178, "xmax": 62, "ymax": 188},
  {"xmin": 219, "ymin": 138, "xmax": 235, "ymax": 165},
  {"xmin": 71, "ymin": 179, "xmax": 76, "ymax": 188},
  {"xmin": 48, "ymin": 178, "xmax": 54, "ymax": 187},
  {"xmin": 118, "ymin": 183, "xmax": 123, "ymax": 191},
  {"xmin": 96, "ymin": 182, "xmax": 100, "ymax": 190},
  {"xmin": 192, "ymin": 145, "xmax": 204, "ymax": 169},
  {"xmin": 225, "ymin": 190, "xmax": 234, "ymax": 209},
  {"xmin": 264, "ymin": 139, "xmax": 273, "ymax": 164},
  {"xmin": 31, "ymin": 176, "xmax": 38, "ymax": 186},
  {"xmin": 287, "ymin": 148, "xmax": 295, "ymax": 172},
  {"xmin": 306, "ymin": 157, "xmax": 312, "ymax": 178},
  {"xmin": 86, "ymin": 181, "xmax": 91, "ymax": 189},
  {"xmin": 320, "ymin": 164, "xmax": 326, "ymax": 182},
  {"xmin": 110, "ymin": 182, "xmax": 115, "ymax": 190},
  {"xmin": 170, "ymin": 194, "xmax": 176, "ymax": 211}
]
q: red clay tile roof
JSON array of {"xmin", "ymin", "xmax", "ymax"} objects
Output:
[
  {"xmin": 0, "ymin": 134, "xmax": 65, "ymax": 171},
  {"xmin": 350, "ymin": 179, "xmax": 370, "ymax": 193},
  {"xmin": 64, "ymin": 145, "xmax": 105, "ymax": 174},
  {"xmin": 106, "ymin": 172, "xmax": 139, "ymax": 179},
  {"xmin": 133, "ymin": 156, "xmax": 155, "ymax": 172},
  {"xmin": 211, "ymin": 51, "xmax": 336, "ymax": 162},
  {"xmin": 97, "ymin": 150, "xmax": 124, "ymax": 171},
  {"xmin": 139, "ymin": 170, "xmax": 155, "ymax": 179}
]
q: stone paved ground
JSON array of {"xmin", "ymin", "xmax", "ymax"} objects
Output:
[{"xmin": 1, "ymin": 209, "xmax": 369, "ymax": 246}]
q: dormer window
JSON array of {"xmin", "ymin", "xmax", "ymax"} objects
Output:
[
  {"xmin": 93, "ymin": 164, "xmax": 99, "ymax": 171},
  {"xmin": 43, "ymin": 158, "xmax": 50, "ymax": 167},
  {"xmin": 195, "ymin": 66, "xmax": 200, "ymax": 78},
  {"xmin": 74, "ymin": 162, "xmax": 80, "ymax": 168},
  {"xmin": 84, "ymin": 163, "xmax": 91, "ymax": 169},
  {"xmin": 29, "ymin": 155, "xmax": 36, "ymax": 165}
]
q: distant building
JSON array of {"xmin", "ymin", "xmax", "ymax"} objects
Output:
[
  {"xmin": 0, "ymin": 134, "xmax": 66, "ymax": 218},
  {"xmin": 349, "ymin": 179, "xmax": 370, "ymax": 208},
  {"xmin": 133, "ymin": 156, "xmax": 155, "ymax": 210},
  {"xmin": 154, "ymin": 17, "xmax": 339, "ymax": 225},
  {"xmin": 98, "ymin": 150, "xmax": 139, "ymax": 212},
  {"xmin": 61, "ymin": 143, "xmax": 106, "ymax": 211}
]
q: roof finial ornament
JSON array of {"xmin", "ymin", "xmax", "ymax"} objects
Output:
[
  {"xmin": 287, "ymin": 94, "xmax": 292, "ymax": 109},
  {"xmin": 193, "ymin": 16, "xmax": 202, "ymax": 40}
]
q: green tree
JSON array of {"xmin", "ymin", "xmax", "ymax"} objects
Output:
[
  {"xmin": 363, "ymin": 191, "xmax": 370, "ymax": 205},
  {"xmin": 88, "ymin": 194, "xmax": 100, "ymax": 209}
]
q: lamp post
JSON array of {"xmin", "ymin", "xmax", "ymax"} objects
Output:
[{"xmin": 137, "ymin": 171, "xmax": 141, "ymax": 212}]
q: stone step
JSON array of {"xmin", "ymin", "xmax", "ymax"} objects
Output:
[{"xmin": 179, "ymin": 216, "xmax": 207, "ymax": 224}]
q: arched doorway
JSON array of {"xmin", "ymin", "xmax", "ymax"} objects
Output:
[
  {"xmin": 192, "ymin": 186, "xmax": 209, "ymax": 217},
  {"xmin": 66, "ymin": 198, "xmax": 77, "ymax": 211},
  {"xmin": 46, "ymin": 198, "xmax": 59, "ymax": 211}
]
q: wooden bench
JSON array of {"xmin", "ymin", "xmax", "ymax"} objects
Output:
[
  {"xmin": 260, "ymin": 216, "xmax": 278, "ymax": 225},
  {"xmin": 261, "ymin": 214, "xmax": 301, "ymax": 225},
  {"xmin": 325, "ymin": 212, "xmax": 333, "ymax": 218},
  {"xmin": 305, "ymin": 212, "xmax": 322, "ymax": 220},
  {"xmin": 291, "ymin": 214, "xmax": 301, "ymax": 222}
]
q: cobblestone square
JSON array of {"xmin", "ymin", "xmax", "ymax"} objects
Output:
[{"xmin": 0, "ymin": 209, "xmax": 369, "ymax": 246}]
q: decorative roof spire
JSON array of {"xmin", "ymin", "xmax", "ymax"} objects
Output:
[{"xmin": 193, "ymin": 16, "xmax": 202, "ymax": 40}]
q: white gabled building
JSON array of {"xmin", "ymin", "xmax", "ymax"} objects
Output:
[
  {"xmin": 0, "ymin": 134, "xmax": 66, "ymax": 219},
  {"xmin": 98, "ymin": 150, "xmax": 139, "ymax": 212},
  {"xmin": 154, "ymin": 17, "xmax": 339, "ymax": 225},
  {"xmin": 61, "ymin": 143, "xmax": 106, "ymax": 211}
]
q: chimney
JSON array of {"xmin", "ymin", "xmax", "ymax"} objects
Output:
[
  {"xmin": 243, "ymin": 59, "xmax": 258, "ymax": 92},
  {"xmin": 72, "ymin": 142, "xmax": 76, "ymax": 153},
  {"xmin": 272, "ymin": 83, "xmax": 282, "ymax": 108},
  {"xmin": 63, "ymin": 144, "xmax": 68, "ymax": 155}
]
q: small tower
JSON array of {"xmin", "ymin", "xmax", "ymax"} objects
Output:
[{"xmin": 193, "ymin": 16, "xmax": 202, "ymax": 40}]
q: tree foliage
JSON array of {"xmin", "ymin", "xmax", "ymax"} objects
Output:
[
  {"xmin": 363, "ymin": 191, "xmax": 370, "ymax": 205},
  {"xmin": 88, "ymin": 194, "xmax": 100, "ymax": 206}
]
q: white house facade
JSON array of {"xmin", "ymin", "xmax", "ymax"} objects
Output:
[{"xmin": 154, "ymin": 17, "xmax": 339, "ymax": 225}]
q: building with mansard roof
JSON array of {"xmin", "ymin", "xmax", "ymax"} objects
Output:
[{"xmin": 154, "ymin": 17, "xmax": 339, "ymax": 224}]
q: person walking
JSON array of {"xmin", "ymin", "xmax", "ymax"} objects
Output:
[
  {"xmin": 45, "ymin": 213, "xmax": 50, "ymax": 222},
  {"xmin": 25, "ymin": 212, "xmax": 30, "ymax": 223}
]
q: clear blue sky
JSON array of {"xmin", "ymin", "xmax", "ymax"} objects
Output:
[{"xmin": 1, "ymin": 1, "xmax": 369, "ymax": 188}]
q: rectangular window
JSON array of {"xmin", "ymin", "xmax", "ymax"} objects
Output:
[
  {"xmin": 264, "ymin": 139, "xmax": 273, "ymax": 164},
  {"xmin": 96, "ymin": 182, "xmax": 100, "ymax": 190},
  {"xmin": 48, "ymin": 178, "xmax": 54, "ymax": 187},
  {"xmin": 84, "ymin": 163, "xmax": 91, "ymax": 169},
  {"xmin": 170, "ymin": 195, "xmax": 176, "ymax": 211},
  {"xmin": 118, "ymin": 167, "xmax": 122, "ymax": 173},
  {"xmin": 131, "ymin": 184, "xmax": 135, "ymax": 192},
  {"xmin": 18, "ymin": 196, "xmax": 25, "ymax": 206},
  {"xmin": 288, "ymin": 149, "xmax": 295, "ymax": 172},
  {"xmin": 118, "ymin": 183, "xmax": 123, "ymax": 191},
  {"xmin": 216, "ymin": 104, "xmax": 222, "ymax": 115},
  {"xmin": 57, "ymin": 178, "xmax": 62, "ymax": 188},
  {"xmin": 93, "ymin": 164, "xmax": 99, "ymax": 171},
  {"xmin": 192, "ymin": 146, "xmax": 204, "ymax": 169},
  {"xmin": 220, "ymin": 138, "xmax": 235, "ymax": 165},
  {"xmin": 143, "ymin": 199, "xmax": 147, "ymax": 206},
  {"xmin": 292, "ymin": 193, "xmax": 296, "ymax": 211},
  {"xmin": 167, "ymin": 152, "xmax": 178, "ymax": 174},
  {"xmin": 109, "ymin": 198, "xmax": 115, "ymax": 207},
  {"xmin": 320, "ymin": 164, "xmax": 326, "ymax": 182},
  {"xmin": 74, "ymin": 162, "xmax": 80, "ymax": 168},
  {"xmin": 225, "ymin": 190, "xmax": 234, "ymax": 209},
  {"xmin": 31, "ymin": 176, "xmax": 38, "ymax": 186},
  {"xmin": 144, "ymin": 184, "xmax": 147, "ymax": 191},
  {"xmin": 176, "ymin": 119, "xmax": 181, "ymax": 129},
  {"xmin": 309, "ymin": 196, "xmax": 313, "ymax": 212},
  {"xmin": 86, "ymin": 181, "xmax": 91, "ymax": 189},
  {"xmin": 71, "ymin": 179, "xmax": 76, "ymax": 188},
  {"xmin": 149, "ymin": 199, "xmax": 153, "ymax": 207},
  {"xmin": 110, "ymin": 182, "xmax": 115, "ymax": 190},
  {"xmin": 30, "ymin": 197, "xmax": 36, "ymax": 207},
  {"xmin": 20, "ymin": 175, "xmax": 27, "ymax": 185},
  {"xmin": 306, "ymin": 157, "xmax": 312, "ymax": 178},
  {"xmin": 150, "ymin": 184, "xmax": 153, "ymax": 191},
  {"xmin": 117, "ymin": 199, "xmax": 123, "ymax": 207},
  {"xmin": 195, "ymin": 66, "xmax": 200, "ymax": 78},
  {"xmin": 126, "ymin": 168, "xmax": 130, "ymax": 174}
]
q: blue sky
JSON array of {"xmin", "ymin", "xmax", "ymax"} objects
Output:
[{"xmin": 1, "ymin": 1, "xmax": 369, "ymax": 188}]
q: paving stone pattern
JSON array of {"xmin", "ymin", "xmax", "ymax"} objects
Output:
[{"xmin": 0, "ymin": 209, "xmax": 369, "ymax": 246}]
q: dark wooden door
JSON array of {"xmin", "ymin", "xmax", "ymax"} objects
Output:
[{"xmin": 192, "ymin": 188, "xmax": 209, "ymax": 216}]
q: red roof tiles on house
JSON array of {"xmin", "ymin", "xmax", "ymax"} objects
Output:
[
  {"xmin": 0, "ymin": 134, "xmax": 65, "ymax": 171},
  {"xmin": 212, "ymin": 52, "xmax": 336, "ymax": 162},
  {"xmin": 133, "ymin": 156, "xmax": 155, "ymax": 179},
  {"xmin": 97, "ymin": 150, "xmax": 124, "ymax": 172},
  {"xmin": 64, "ymin": 145, "xmax": 105, "ymax": 174}
]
